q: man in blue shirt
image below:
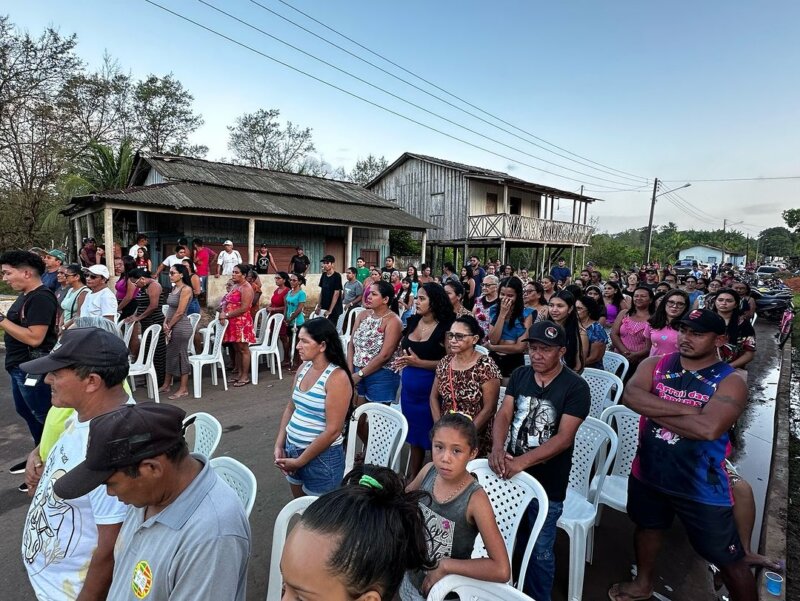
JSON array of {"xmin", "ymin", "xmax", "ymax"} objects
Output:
[
  {"xmin": 469, "ymin": 255, "xmax": 486, "ymax": 290},
  {"xmin": 550, "ymin": 257, "xmax": 571, "ymax": 286}
]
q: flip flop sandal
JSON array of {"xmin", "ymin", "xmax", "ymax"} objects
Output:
[
  {"xmin": 233, "ymin": 380, "xmax": 250, "ymax": 387},
  {"xmin": 608, "ymin": 583, "xmax": 653, "ymax": 601}
]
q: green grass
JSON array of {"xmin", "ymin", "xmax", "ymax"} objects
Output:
[{"xmin": 793, "ymin": 293, "xmax": 800, "ymax": 347}]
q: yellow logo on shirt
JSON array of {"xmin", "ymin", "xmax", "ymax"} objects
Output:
[{"xmin": 131, "ymin": 560, "xmax": 153, "ymax": 599}]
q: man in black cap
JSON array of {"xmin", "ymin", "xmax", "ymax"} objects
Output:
[
  {"xmin": 55, "ymin": 403, "xmax": 251, "ymax": 601},
  {"xmin": 609, "ymin": 309, "xmax": 755, "ymax": 601},
  {"xmin": 288, "ymin": 246, "xmax": 310, "ymax": 278},
  {"xmin": 316, "ymin": 254, "xmax": 343, "ymax": 323},
  {"xmin": 255, "ymin": 242, "xmax": 278, "ymax": 275},
  {"xmin": 490, "ymin": 321, "xmax": 590, "ymax": 601},
  {"xmin": 19, "ymin": 328, "xmax": 130, "ymax": 600}
]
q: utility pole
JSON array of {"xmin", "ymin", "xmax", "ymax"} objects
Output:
[{"xmin": 645, "ymin": 178, "xmax": 659, "ymax": 265}]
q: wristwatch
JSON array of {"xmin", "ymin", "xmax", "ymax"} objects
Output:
[{"xmin": 357, "ymin": 369, "xmax": 365, "ymax": 378}]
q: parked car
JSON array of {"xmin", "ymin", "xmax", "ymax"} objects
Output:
[
  {"xmin": 673, "ymin": 259, "xmax": 697, "ymax": 278},
  {"xmin": 756, "ymin": 265, "xmax": 781, "ymax": 277}
]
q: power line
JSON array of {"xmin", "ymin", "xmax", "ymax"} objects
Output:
[
  {"xmin": 192, "ymin": 0, "xmax": 638, "ymax": 188},
  {"xmin": 663, "ymin": 190, "xmax": 720, "ymax": 222},
  {"xmin": 248, "ymin": 0, "xmax": 649, "ymax": 185},
  {"xmin": 661, "ymin": 193, "xmax": 722, "ymax": 225},
  {"xmin": 273, "ymin": 0, "xmax": 650, "ymax": 183},
  {"xmin": 662, "ymin": 175, "xmax": 800, "ymax": 183},
  {"xmin": 140, "ymin": 0, "xmax": 635, "ymax": 191}
]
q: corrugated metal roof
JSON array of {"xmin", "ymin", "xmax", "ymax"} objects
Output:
[
  {"xmin": 132, "ymin": 153, "xmax": 394, "ymax": 208},
  {"xmin": 68, "ymin": 182, "xmax": 434, "ymax": 230},
  {"xmin": 367, "ymin": 152, "xmax": 602, "ymax": 202}
]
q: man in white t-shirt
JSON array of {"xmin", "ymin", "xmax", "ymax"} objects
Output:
[
  {"xmin": 154, "ymin": 244, "xmax": 188, "ymax": 277},
  {"xmin": 20, "ymin": 328, "xmax": 131, "ymax": 600},
  {"xmin": 216, "ymin": 240, "xmax": 242, "ymax": 277},
  {"xmin": 128, "ymin": 233, "xmax": 149, "ymax": 258},
  {"xmin": 80, "ymin": 265, "xmax": 117, "ymax": 320}
]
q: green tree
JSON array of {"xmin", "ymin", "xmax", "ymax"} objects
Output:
[
  {"xmin": 758, "ymin": 226, "xmax": 795, "ymax": 257},
  {"xmin": 389, "ymin": 230, "xmax": 421, "ymax": 257},
  {"xmin": 348, "ymin": 154, "xmax": 388, "ymax": 186},
  {"xmin": 132, "ymin": 74, "xmax": 203, "ymax": 154},
  {"xmin": 227, "ymin": 108, "xmax": 315, "ymax": 171},
  {"xmin": 783, "ymin": 208, "xmax": 800, "ymax": 232}
]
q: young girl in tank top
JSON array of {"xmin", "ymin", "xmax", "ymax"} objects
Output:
[{"xmin": 400, "ymin": 413, "xmax": 510, "ymax": 599}]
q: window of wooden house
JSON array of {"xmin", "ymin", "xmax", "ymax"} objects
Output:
[
  {"xmin": 510, "ymin": 197, "xmax": 522, "ymax": 215},
  {"xmin": 360, "ymin": 249, "xmax": 379, "ymax": 268},
  {"xmin": 485, "ymin": 193, "xmax": 498, "ymax": 214},
  {"xmin": 431, "ymin": 192, "xmax": 444, "ymax": 215}
]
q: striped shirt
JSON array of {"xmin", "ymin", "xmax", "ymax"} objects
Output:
[{"xmin": 286, "ymin": 362, "xmax": 342, "ymax": 448}]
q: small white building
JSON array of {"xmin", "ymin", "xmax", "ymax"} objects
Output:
[{"xmin": 678, "ymin": 245, "xmax": 745, "ymax": 267}]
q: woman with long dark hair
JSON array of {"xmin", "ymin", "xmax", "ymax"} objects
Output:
[
  {"xmin": 394, "ymin": 282, "xmax": 454, "ymax": 478},
  {"xmin": 268, "ymin": 271, "xmax": 291, "ymax": 363},
  {"xmin": 611, "ymin": 285, "xmax": 654, "ymax": 375},
  {"xmin": 602, "ymin": 280, "xmax": 629, "ymax": 329},
  {"xmin": 644, "ymin": 289, "xmax": 690, "ymax": 357},
  {"xmin": 159, "ymin": 264, "xmax": 194, "ymax": 399},
  {"xmin": 180, "ymin": 257, "xmax": 202, "ymax": 315},
  {"xmin": 547, "ymin": 289, "xmax": 588, "ymax": 372},
  {"xmin": 485, "ymin": 277, "xmax": 535, "ymax": 377},
  {"xmin": 731, "ymin": 281, "xmax": 757, "ymax": 323},
  {"xmin": 584, "ymin": 285, "xmax": 607, "ymax": 327},
  {"xmin": 576, "ymin": 295, "xmax": 608, "ymax": 370},
  {"xmin": 396, "ymin": 277, "xmax": 415, "ymax": 326},
  {"xmin": 126, "ymin": 267, "xmax": 167, "ymax": 386},
  {"xmin": 274, "ymin": 318, "xmax": 353, "ymax": 497},
  {"xmin": 116, "ymin": 255, "xmax": 139, "ymax": 320},
  {"xmin": 711, "ymin": 288, "xmax": 756, "ymax": 369},
  {"xmin": 460, "ymin": 264, "xmax": 477, "ymax": 309},
  {"xmin": 406, "ymin": 264, "xmax": 420, "ymax": 296},
  {"xmin": 541, "ymin": 275, "xmax": 557, "ymax": 304},
  {"xmin": 523, "ymin": 280, "xmax": 549, "ymax": 322},
  {"xmin": 444, "ymin": 279, "xmax": 471, "ymax": 318}
]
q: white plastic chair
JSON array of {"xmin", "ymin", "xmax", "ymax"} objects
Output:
[
  {"xmin": 344, "ymin": 403, "xmax": 408, "ymax": 473},
  {"xmin": 121, "ymin": 320, "xmax": 135, "ymax": 349},
  {"xmin": 602, "ymin": 351, "xmax": 629, "ymax": 381},
  {"xmin": 467, "ymin": 459, "xmax": 548, "ymax": 591},
  {"xmin": 186, "ymin": 313, "xmax": 201, "ymax": 356},
  {"xmin": 427, "ymin": 575, "xmax": 535, "ymax": 601},
  {"xmin": 266, "ymin": 496, "xmax": 318, "ymax": 601},
  {"xmin": 581, "ymin": 367, "xmax": 624, "ymax": 419},
  {"xmin": 252, "ymin": 307, "xmax": 268, "ymax": 341},
  {"xmin": 210, "ymin": 456, "xmax": 257, "ymax": 518},
  {"xmin": 751, "ymin": 313, "xmax": 757, "ymax": 327},
  {"xmin": 557, "ymin": 417, "xmax": 618, "ymax": 601},
  {"xmin": 161, "ymin": 303, "xmax": 169, "ymax": 317},
  {"xmin": 251, "ymin": 313, "xmax": 284, "ymax": 384},
  {"xmin": 475, "ymin": 344, "xmax": 489, "ymax": 355},
  {"xmin": 128, "ymin": 323, "xmax": 162, "ymax": 402},
  {"xmin": 184, "ymin": 412, "xmax": 222, "ymax": 458},
  {"xmin": 189, "ymin": 319, "xmax": 229, "ymax": 399},
  {"xmin": 590, "ymin": 405, "xmax": 641, "ymax": 522},
  {"xmin": 338, "ymin": 307, "xmax": 365, "ymax": 351}
]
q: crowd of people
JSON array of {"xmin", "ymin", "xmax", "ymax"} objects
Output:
[{"xmin": 0, "ymin": 241, "xmax": 776, "ymax": 601}]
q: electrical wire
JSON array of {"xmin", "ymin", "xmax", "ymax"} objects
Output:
[
  {"xmin": 140, "ymin": 0, "xmax": 635, "ymax": 191},
  {"xmin": 192, "ymin": 0, "xmax": 638, "ymax": 188},
  {"xmin": 663, "ymin": 190, "xmax": 721, "ymax": 222},
  {"xmin": 248, "ymin": 0, "xmax": 650, "ymax": 185},
  {"xmin": 662, "ymin": 176, "xmax": 800, "ymax": 183},
  {"xmin": 273, "ymin": 0, "xmax": 650, "ymax": 183}
]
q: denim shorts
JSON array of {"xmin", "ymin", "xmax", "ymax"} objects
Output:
[
  {"xmin": 284, "ymin": 442, "xmax": 345, "ymax": 496},
  {"xmin": 355, "ymin": 366, "xmax": 400, "ymax": 404}
]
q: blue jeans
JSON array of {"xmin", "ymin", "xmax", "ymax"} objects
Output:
[
  {"xmin": 514, "ymin": 497, "xmax": 564, "ymax": 601},
  {"xmin": 284, "ymin": 442, "xmax": 345, "ymax": 496},
  {"xmin": 8, "ymin": 366, "xmax": 52, "ymax": 445}
]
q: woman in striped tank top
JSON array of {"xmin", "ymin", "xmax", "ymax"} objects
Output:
[{"xmin": 274, "ymin": 318, "xmax": 353, "ymax": 498}]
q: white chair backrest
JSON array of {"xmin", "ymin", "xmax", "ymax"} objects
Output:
[
  {"xmin": 209, "ymin": 456, "xmax": 257, "ymax": 517},
  {"xmin": 568, "ymin": 417, "xmax": 618, "ymax": 501},
  {"xmin": 427, "ymin": 575, "xmax": 535, "ymax": 601},
  {"xmin": 134, "ymin": 324, "xmax": 162, "ymax": 366},
  {"xmin": 187, "ymin": 313, "xmax": 201, "ymax": 353},
  {"xmin": 467, "ymin": 458, "xmax": 547, "ymax": 584},
  {"xmin": 342, "ymin": 307, "xmax": 365, "ymax": 338},
  {"xmin": 252, "ymin": 308, "xmax": 269, "ymax": 344},
  {"xmin": 600, "ymin": 405, "xmax": 641, "ymax": 478},
  {"xmin": 603, "ymin": 350, "xmax": 630, "ymax": 381},
  {"xmin": 264, "ymin": 313, "xmax": 284, "ymax": 349},
  {"xmin": 208, "ymin": 319, "xmax": 228, "ymax": 358},
  {"xmin": 344, "ymin": 403, "xmax": 408, "ymax": 473},
  {"xmin": 185, "ymin": 412, "xmax": 222, "ymax": 458},
  {"xmin": 751, "ymin": 313, "xmax": 757, "ymax": 326},
  {"xmin": 161, "ymin": 303, "xmax": 169, "ymax": 317},
  {"xmin": 265, "ymin": 496, "xmax": 318, "ymax": 601},
  {"xmin": 475, "ymin": 344, "xmax": 489, "ymax": 355},
  {"xmin": 581, "ymin": 367, "xmax": 624, "ymax": 419},
  {"xmin": 121, "ymin": 320, "xmax": 135, "ymax": 348}
]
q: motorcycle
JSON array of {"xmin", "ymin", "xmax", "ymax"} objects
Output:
[{"xmin": 753, "ymin": 289, "xmax": 794, "ymax": 320}]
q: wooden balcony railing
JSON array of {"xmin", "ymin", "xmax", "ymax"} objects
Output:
[{"xmin": 468, "ymin": 214, "xmax": 594, "ymax": 245}]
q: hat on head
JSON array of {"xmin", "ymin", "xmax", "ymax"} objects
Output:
[
  {"xmin": 223, "ymin": 240, "xmax": 233, "ymax": 246},
  {"xmin": 85, "ymin": 264, "xmax": 110, "ymax": 279},
  {"xmin": 47, "ymin": 249, "xmax": 66, "ymax": 263},
  {"xmin": 295, "ymin": 246, "xmax": 303, "ymax": 251},
  {"xmin": 19, "ymin": 328, "xmax": 129, "ymax": 375},
  {"xmin": 260, "ymin": 242, "xmax": 268, "ymax": 248},
  {"xmin": 321, "ymin": 255, "xmax": 335, "ymax": 263},
  {"xmin": 680, "ymin": 309, "xmax": 726, "ymax": 335},
  {"xmin": 523, "ymin": 320, "xmax": 566, "ymax": 347},
  {"xmin": 54, "ymin": 402, "xmax": 188, "ymax": 500}
]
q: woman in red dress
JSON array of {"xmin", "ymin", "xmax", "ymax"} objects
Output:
[
  {"xmin": 269, "ymin": 271, "xmax": 292, "ymax": 362},
  {"xmin": 221, "ymin": 264, "xmax": 256, "ymax": 386}
]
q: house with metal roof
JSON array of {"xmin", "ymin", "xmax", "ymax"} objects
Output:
[
  {"xmin": 62, "ymin": 152, "xmax": 433, "ymax": 303},
  {"xmin": 367, "ymin": 152, "xmax": 599, "ymax": 272}
]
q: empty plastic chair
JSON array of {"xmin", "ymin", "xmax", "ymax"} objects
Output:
[
  {"xmin": 344, "ymin": 403, "xmax": 408, "ymax": 474},
  {"xmin": 581, "ymin": 367, "xmax": 624, "ymax": 419},
  {"xmin": 591, "ymin": 405, "xmax": 641, "ymax": 520},
  {"xmin": 265, "ymin": 496, "xmax": 318, "ymax": 601},
  {"xmin": 186, "ymin": 313, "xmax": 201, "ymax": 356},
  {"xmin": 184, "ymin": 412, "xmax": 222, "ymax": 458},
  {"xmin": 210, "ymin": 456, "xmax": 257, "ymax": 518},
  {"xmin": 427, "ymin": 575, "xmax": 535, "ymax": 601},
  {"xmin": 251, "ymin": 313, "xmax": 284, "ymax": 384},
  {"xmin": 602, "ymin": 350, "xmax": 630, "ymax": 381},
  {"xmin": 128, "ymin": 323, "xmax": 162, "ymax": 403},
  {"xmin": 189, "ymin": 319, "xmax": 229, "ymax": 399}
]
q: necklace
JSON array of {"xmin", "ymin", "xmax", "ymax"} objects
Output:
[
  {"xmin": 416, "ymin": 318, "xmax": 437, "ymax": 338},
  {"xmin": 434, "ymin": 472, "xmax": 471, "ymax": 504}
]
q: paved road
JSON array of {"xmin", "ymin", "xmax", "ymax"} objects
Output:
[{"xmin": 0, "ymin": 321, "xmax": 782, "ymax": 600}]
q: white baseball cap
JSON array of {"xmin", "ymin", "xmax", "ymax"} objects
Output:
[
  {"xmin": 85, "ymin": 264, "xmax": 110, "ymax": 279},
  {"xmin": 223, "ymin": 240, "xmax": 233, "ymax": 245}
]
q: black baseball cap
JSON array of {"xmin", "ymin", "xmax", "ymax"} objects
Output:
[
  {"xmin": 321, "ymin": 255, "xmax": 335, "ymax": 263},
  {"xmin": 19, "ymin": 328, "xmax": 129, "ymax": 375},
  {"xmin": 680, "ymin": 309, "xmax": 726, "ymax": 335},
  {"xmin": 54, "ymin": 403, "xmax": 188, "ymax": 499},
  {"xmin": 523, "ymin": 320, "xmax": 566, "ymax": 347}
]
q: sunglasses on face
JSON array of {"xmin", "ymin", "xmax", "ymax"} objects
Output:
[
  {"xmin": 86, "ymin": 274, "xmax": 102, "ymax": 279},
  {"xmin": 446, "ymin": 332, "xmax": 476, "ymax": 341}
]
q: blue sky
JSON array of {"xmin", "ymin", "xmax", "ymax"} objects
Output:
[{"xmin": 11, "ymin": 0, "xmax": 800, "ymax": 235}]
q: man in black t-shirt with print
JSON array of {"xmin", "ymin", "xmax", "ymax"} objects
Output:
[
  {"xmin": 0, "ymin": 251, "xmax": 58, "ymax": 489},
  {"xmin": 316, "ymin": 255, "xmax": 343, "ymax": 324},
  {"xmin": 288, "ymin": 246, "xmax": 311, "ymax": 277},
  {"xmin": 490, "ymin": 321, "xmax": 590, "ymax": 601}
]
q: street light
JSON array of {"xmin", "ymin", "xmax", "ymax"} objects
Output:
[{"xmin": 644, "ymin": 179, "xmax": 692, "ymax": 264}]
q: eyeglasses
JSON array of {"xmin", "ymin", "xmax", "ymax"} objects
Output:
[
  {"xmin": 481, "ymin": 283, "xmax": 497, "ymax": 288},
  {"xmin": 665, "ymin": 300, "xmax": 686, "ymax": 308},
  {"xmin": 446, "ymin": 332, "xmax": 476, "ymax": 341},
  {"xmin": 523, "ymin": 289, "xmax": 535, "ymax": 294}
]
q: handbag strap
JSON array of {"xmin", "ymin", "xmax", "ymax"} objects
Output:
[{"xmin": 447, "ymin": 360, "xmax": 458, "ymax": 412}]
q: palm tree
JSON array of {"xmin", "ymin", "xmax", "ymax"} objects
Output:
[{"xmin": 76, "ymin": 138, "xmax": 135, "ymax": 192}]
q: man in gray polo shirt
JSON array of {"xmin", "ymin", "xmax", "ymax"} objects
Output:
[{"xmin": 54, "ymin": 402, "xmax": 250, "ymax": 601}]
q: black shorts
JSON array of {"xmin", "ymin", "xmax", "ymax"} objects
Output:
[{"xmin": 627, "ymin": 476, "xmax": 744, "ymax": 566}]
